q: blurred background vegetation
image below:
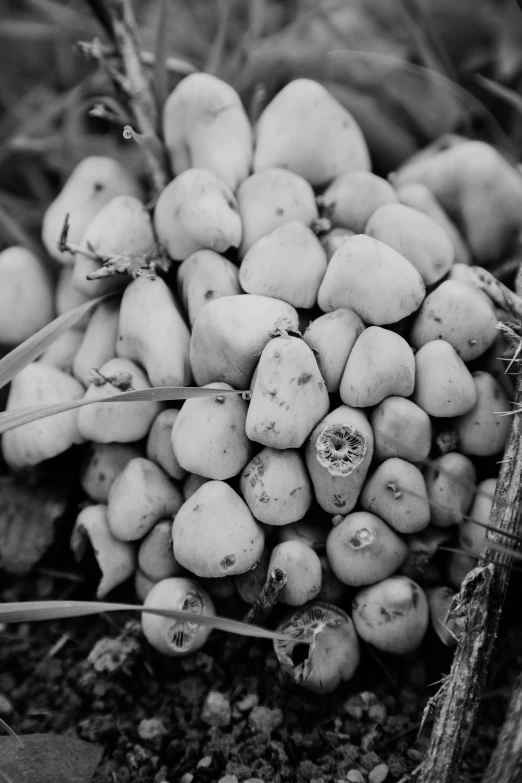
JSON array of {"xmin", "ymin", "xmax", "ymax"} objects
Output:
[{"xmin": 2, "ymin": 0, "xmax": 522, "ymax": 260}]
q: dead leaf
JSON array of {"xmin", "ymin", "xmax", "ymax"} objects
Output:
[
  {"xmin": 0, "ymin": 475, "xmax": 69, "ymax": 575},
  {"xmin": 0, "ymin": 734, "xmax": 103, "ymax": 783}
]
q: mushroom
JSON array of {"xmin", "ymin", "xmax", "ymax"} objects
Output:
[
  {"xmin": 147, "ymin": 409, "xmax": 187, "ymax": 481},
  {"xmin": 141, "ymin": 577, "xmax": 216, "ymax": 657},
  {"xmin": 107, "ymin": 458, "xmax": 183, "ymax": 541},
  {"xmin": 172, "ymin": 480, "xmax": 265, "ymax": 578},
  {"xmin": 239, "ymin": 448, "xmax": 313, "ymax": 525},
  {"xmin": 352, "ymin": 576, "xmax": 429, "ymax": 654},
  {"xmin": 268, "ymin": 541, "xmax": 322, "ymax": 606},
  {"xmin": 71, "ymin": 505, "xmax": 135, "ymax": 598},
  {"xmin": 80, "ymin": 442, "xmax": 142, "ymax": 503},
  {"xmin": 138, "ymin": 519, "xmax": 185, "ymax": 582},
  {"xmin": 326, "ymin": 511, "xmax": 408, "ymax": 586},
  {"xmin": 273, "ymin": 602, "xmax": 360, "ymax": 693}
]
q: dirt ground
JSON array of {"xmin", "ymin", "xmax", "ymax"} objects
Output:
[{"xmin": 1, "ymin": 557, "xmax": 520, "ymax": 783}]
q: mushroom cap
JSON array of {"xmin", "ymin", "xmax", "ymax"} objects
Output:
[{"xmin": 172, "ymin": 480, "xmax": 265, "ymax": 577}]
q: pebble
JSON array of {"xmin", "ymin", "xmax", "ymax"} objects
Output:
[
  {"xmin": 347, "ymin": 771, "xmax": 365, "ymax": 782},
  {"xmin": 197, "ymin": 757, "xmax": 213, "ymax": 769},
  {"xmin": 0, "ymin": 694, "xmax": 13, "ymax": 716},
  {"xmin": 360, "ymin": 692, "xmax": 379, "ymax": 708},
  {"xmin": 369, "ymin": 764, "xmax": 389, "ymax": 783},
  {"xmin": 264, "ymin": 653, "xmax": 279, "ymax": 673},
  {"xmin": 407, "ymin": 749, "xmax": 423, "ymax": 763},
  {"xmin": 368, "ymin": 704, "xmax": 387, "ymax": 725},
  {"xmin": 87, "ymin": 635, "xmax": 140, "ymax": 673},
  {"xmin": 249, "ymin": 706, "xmax": 283, "ymax": 735},
  {"xmin": 181, "ymin": 652, "xmax": 214, "ymax": 673},
  {"xmin": 179, "ymin": 775, "xmax": 194, "ymax": 783},
  {"xmin": 236, "ymin": 692, "xmax": 259, "ymax": 712},
  {"xmin": 138, "ymin": 718, "xmax": 167, "ymax": 742},
  {"xmin": 243, "ymin": 779, "xmax": 265, "ymax": 783},
  {"xmin": 218, "ymin": 776, "xmax": 239, "ymax": 783},
  {"xmin": 201, "ymin": 691, "xmax": 232, "ymax": 727},
  {"xmin": 360, "ymin": 752, "xmax": 382, "ymax": 772},
  {"xmin": 344, "ymin": 695, "xmax": 365, "ymax": 720}
]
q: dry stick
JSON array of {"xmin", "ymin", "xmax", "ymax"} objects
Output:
[
  {"xmin": 84, "ymin": 0, "xmax": 169, "ymax": 197},
  {"xmin": 482, "ymin": 671, "xmax": 522, "ymax": 783},
  {"xmin": 221, "ymin": 567, "xmax": 287, "ymax": 662},
  {"xmin": 243, "ymin": 567, "xmax": 287, "ymax": 627},
  {"xmin": 399, "ymin": 365, "xmax": 522, "ymax": 783},
  {"xmin": 483, "ymin": 251, "xmax": 522, "ymax": 783}
]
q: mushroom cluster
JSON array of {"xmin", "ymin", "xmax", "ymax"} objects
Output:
[{"xmin": 1, "ymin": 74, "xmax": 518, "ymax": 691}]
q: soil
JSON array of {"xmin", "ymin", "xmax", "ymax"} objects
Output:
[{"xmin": 1, "ymin": 557, "xmax": 521, "ymax": 783}]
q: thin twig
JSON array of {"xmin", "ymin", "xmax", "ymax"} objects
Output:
[
  {"xmin": 78, "ymin": 39, "xmax": 197, "ymax": 76},
  {"xmin": 58, "ymin": 214, "xmax": 169, "ymax": 279},
  {"xmin": 80, "ymin": 0, "xmax": 169, "ymax": 197}
]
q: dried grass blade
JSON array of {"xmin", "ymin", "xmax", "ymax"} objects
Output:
[
  {"xmin": 204, "ymin": 0, "xmax": 232, "ymax": 75},
  {"xmin": 152, "ymin": 0, "xmax": 170, "ymax": 120},
  {"xmin": 0, "ymin": 600, "xmax": 289, "ymax": 641},
  {"xmin": 0, "ymin": 294, "xmax": 112, "ymax": 390},
  {"xmin": 0, "ymin": 717, "xmax": 23, "ymax": 747},
  {"xmin": 0, "ymin": 386, "xmax": 244, "ymax": 434}
]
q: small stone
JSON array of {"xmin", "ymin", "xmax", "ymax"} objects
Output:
[
  {"xmin": 265, "ymin": 652, "xmax": 279, "ymax": 673},
  {"xmin": 387, "ymin": 754, "xmax": 408, "ymax": 778},
  {"xmin": 218, "ymin": 776, "xmax": 239, "ymax": 783},
  {"xmin": 344, "ymin": 695, "xmax": 365, "ymax": 720},
  {"xmin": 361, "ymin": 727, "xmax": 378, "ymax": 752},
  {"xmin": 197, "ymin": 757, "xmax": 213, "ymax": 769},
  {"xmin": 360, "ymin": 692, "xmax": 379, "ymax": 708},
  {"xmin": 249, "ymin": 706, "xmax": 283, "ymax": 735},
  {"xmin": 368, "ymin": 704, "xmax": 387, "ymax": 725},
  {"xmin": 359, "ymin": 753, "xmax": 382, "ymax": 772},
  {"xmin": 154, "ymin": 765, "xmax": 169, "ymax": 783},
  {"xmin": 179, "ymin": 774, "xmax": 194, "ymax": 783},
  {"xmin": 407, "ymin": 749, "xmax": 423, "ymax": 763},
  {"xmin": 0, "ymin": 694, "xmax": 13, "ymax": 716},
  {"xmin": 340, "ymin": 743, "xmax": 359, "ymax": 766},
  {"xmin": 138, "ymin": 718, "xmax": 167, "ymax": 742},
  {"xmin": 126, "ymin": 744, "xmax": 149, "ymax": 769},
  {"xmin": 201, "ymin": 691, "xmax": 231, "ymax": 727},
  {"xmin": 181, "ymin": 652, "xmax": 214, "ymax": 673},
  {"xmin": 369, "ymin": 764, "xmax": 389, "ymax": 783},
  {"xmin": 87, "ymin": 626, "xmax": 141, "ymax": 673},
  {"xmin": 236, "ymin": 692, "xmax": 259, "ymax": 712},
  {"xmin": 243, "ymin": 779, "xmax": 265, "ymax": 783},
  {"xmin": 347, "ymin": 771, "xmax": 365, "ymax": 783}
]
